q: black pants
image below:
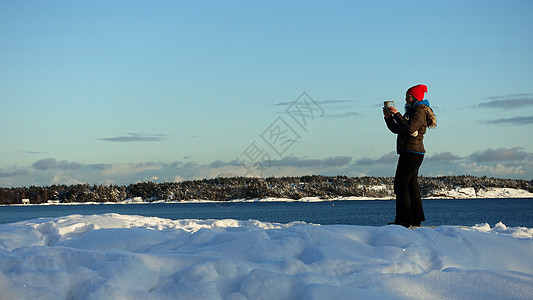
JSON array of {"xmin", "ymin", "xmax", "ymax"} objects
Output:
[{"xmin": 394, "ymin": 152, "xmax": 425, "ymax": 226}]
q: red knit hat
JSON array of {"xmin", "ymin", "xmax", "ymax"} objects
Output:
[{"xmin": 406, "ymin": 84, "xmax": 427, "ymax": 101}]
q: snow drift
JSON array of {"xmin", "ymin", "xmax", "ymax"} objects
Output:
[{"xmin": 0, "ymin": 214, "xmax": 532, "ymax": 299}]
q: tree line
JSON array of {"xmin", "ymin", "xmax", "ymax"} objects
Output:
[{"xmin": 0, "ymin": 175, "xmax": 531, "ymax": 205}]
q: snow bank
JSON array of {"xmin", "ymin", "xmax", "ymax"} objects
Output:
[
  {"xmin": 1, "ymin": 214, "xmax": 532, "ymax": 299},
  {"xmin": 427, "ymin": 187, "xmax": 533, "ymax": 199}
]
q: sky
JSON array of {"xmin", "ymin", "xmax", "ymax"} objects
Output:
[{"xmin": 1, "ymin": 0, "xmax": 532, "ymax": 187}]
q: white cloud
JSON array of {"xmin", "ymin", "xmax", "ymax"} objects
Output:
[
  {"xmin": 173, "ymin": 175, "xmax": 186, "ymax": 182},
  {"xmin": 2, "ymin": 146, "xmax": 532, "ymax": 187},
  {"xmin": 51, "ymin": 175, "xmax": 83, "ymax": 186},
  {"xmin": 101, "ymin": 163, "xmax": 161, "ymax": 177},
  {"xmin": 462, "ymin": 162, "xmax": 526, "ymax": 176}
]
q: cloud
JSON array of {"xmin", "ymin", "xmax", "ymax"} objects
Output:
[
  {"xmin": 22, "ymin": 150, "xmax": 46, "ymax": 154},
  {"xmin": 3, "ymin": 146, "xmax": 532, "ymax": 187},
  {"xmin": 482, "ymin": 116, "xmax": 533, "ymax": 125},
  {"xmin": 322, "ymin": 156, "xmax": 353, "ymax": 167},
  {"xmin": 271, "ymin": 156, "xmax": 352, "ymax": 168},
  {"xmin": 99, "ymin": 133, "xmax": 169, "ymax": 142},
  {"xmin": 317, "ymin": 100, "xmax": 353, "ymax": 105},
  {"xmin": 461, "ymin": 162, "xmax": 526, "ymax": 176},
  {"xmin": 101, "ymin": 162, "xmax": 163, "ymax": 177},
  {"xmin": 271, "ymin": 97, "xmax": 363, "ymax": 123},
  {"xmin": 32, "ymin": 158, "xmax": 59, "ymax": 171},
  {"xmin": 476, "ymin": 93, "xmax": 533, "ymax": 109},
  {"xmin": 51, "ymin": 175, "xmax": 84, "ymax": 186},
  {"xmin": 57, "ymin": 160, "xmax": 83, "ymax": 170},
  {"xmin": 355, "ymin": 151, "xmax": 397, "ymax": 166},
  {"xmin": 273, "ymin": 99, "xmax": 352, "ymax": 107},
  {"xmin": 325, "ymin": 112, "xmax": 361, "ymax": 119},
  {"xmin": 272, "ymin": 98, "xmax": 355, "ymax": 118},
  {"xmin": 32, "ymin": 158, "xmax": 83, "ymax": 171},
  {"xmin": 0, "ymin": 168, "xmax": 28, "ymax": 177},
  {"xmin": 476, "ymin": 94, "xmax": 533, "ymax": 126},
  {"xmin": 208, "ymin": 156, "xmax": 353, "ymax": 170},
  {"xmin": 209, "ymin": 160, "xmax": 240, "ymax": 169},
  {"xmin": 173, "ymin": 175, "xmax": 186, "ymax": 182},
  {"xmin": 352, "ymin": 147, "xmax": 533, "ymax": 179},
  {"xmin": 470, "ymin": 147, "xmax": 531, "ymax": 162},
  {"xmin": 88, "ymin": 163, "xmax": 110, "ymax": 170},
  {"xmin": 426, "ymin": 152, "xmax": 463, "ymax": 163}
]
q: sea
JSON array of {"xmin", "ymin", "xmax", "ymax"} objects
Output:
[{"xmin": 1, "ymin": 198, "xmax": 532, "ymax": 227}]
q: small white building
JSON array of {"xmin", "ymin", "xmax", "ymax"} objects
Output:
[{"xmin": 22, "ymin": 199, "xmax": 30, "ymax": 205}]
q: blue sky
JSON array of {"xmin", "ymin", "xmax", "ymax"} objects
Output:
[{"xmin": 1, "ymin": 0, "xmax": 532, "ymax": 187}]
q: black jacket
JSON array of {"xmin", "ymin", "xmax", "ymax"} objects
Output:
[{"xmin": 385, "ymin": 103, "xmax": 436, "ymax": 154}]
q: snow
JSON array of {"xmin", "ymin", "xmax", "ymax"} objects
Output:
[
  {"xmin": 119, "ymin": 187, "xmax": 533, "ymax": 204},
  {"xmin": 6, "ymin": 187, "xmax": 532, "ymax": 207},
  {"xmin": 426, "ymin": 187, "xmax": 533, "ymax": 199},
  {"xmin": 1, "ymin": 214, "xmax": 532, "ymax": 299}
]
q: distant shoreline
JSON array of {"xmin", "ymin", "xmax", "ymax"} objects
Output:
[
  {"xmin": 5, "ymin": 190, "xmax": 533, "ymax": 207},
  {"xmin": 2, "ymin": 175, "xmax": 532, "ymax": 205}
]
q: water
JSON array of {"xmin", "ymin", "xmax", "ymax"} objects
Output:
[{"xmin": 1, "ymin": 198, "xmax": 532, "ymax": 227}]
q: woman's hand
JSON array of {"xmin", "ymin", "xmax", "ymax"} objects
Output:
[
  {"xmin": 389, "ymin": 107, "xmax": 399, "ymax": 115},
  {"xmin": 383, "ymin": 107, "xmax": 392, "ymax": 118}
]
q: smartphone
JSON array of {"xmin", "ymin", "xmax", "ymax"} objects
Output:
[{"xmin": 383, "ymin": 101, "xmax": 394, "ymax": 112}]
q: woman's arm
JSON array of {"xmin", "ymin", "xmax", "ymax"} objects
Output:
[{"xmin": 393, "ymin": 107, "xmax": 426, "ymax": 135}]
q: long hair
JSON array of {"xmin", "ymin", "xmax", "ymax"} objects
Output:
[{"xmin": 426, "ymin": 107, "xmax": 437, "ymax": 129}]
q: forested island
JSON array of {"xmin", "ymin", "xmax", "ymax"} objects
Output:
[{"xmin": 1, "ymin": 175, "xmax": 532, "ymax": 205}]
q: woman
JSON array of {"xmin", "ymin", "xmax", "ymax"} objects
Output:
[{"xmin": 383, "ymin": 84, "xmax": 437, "ymax": 227}]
